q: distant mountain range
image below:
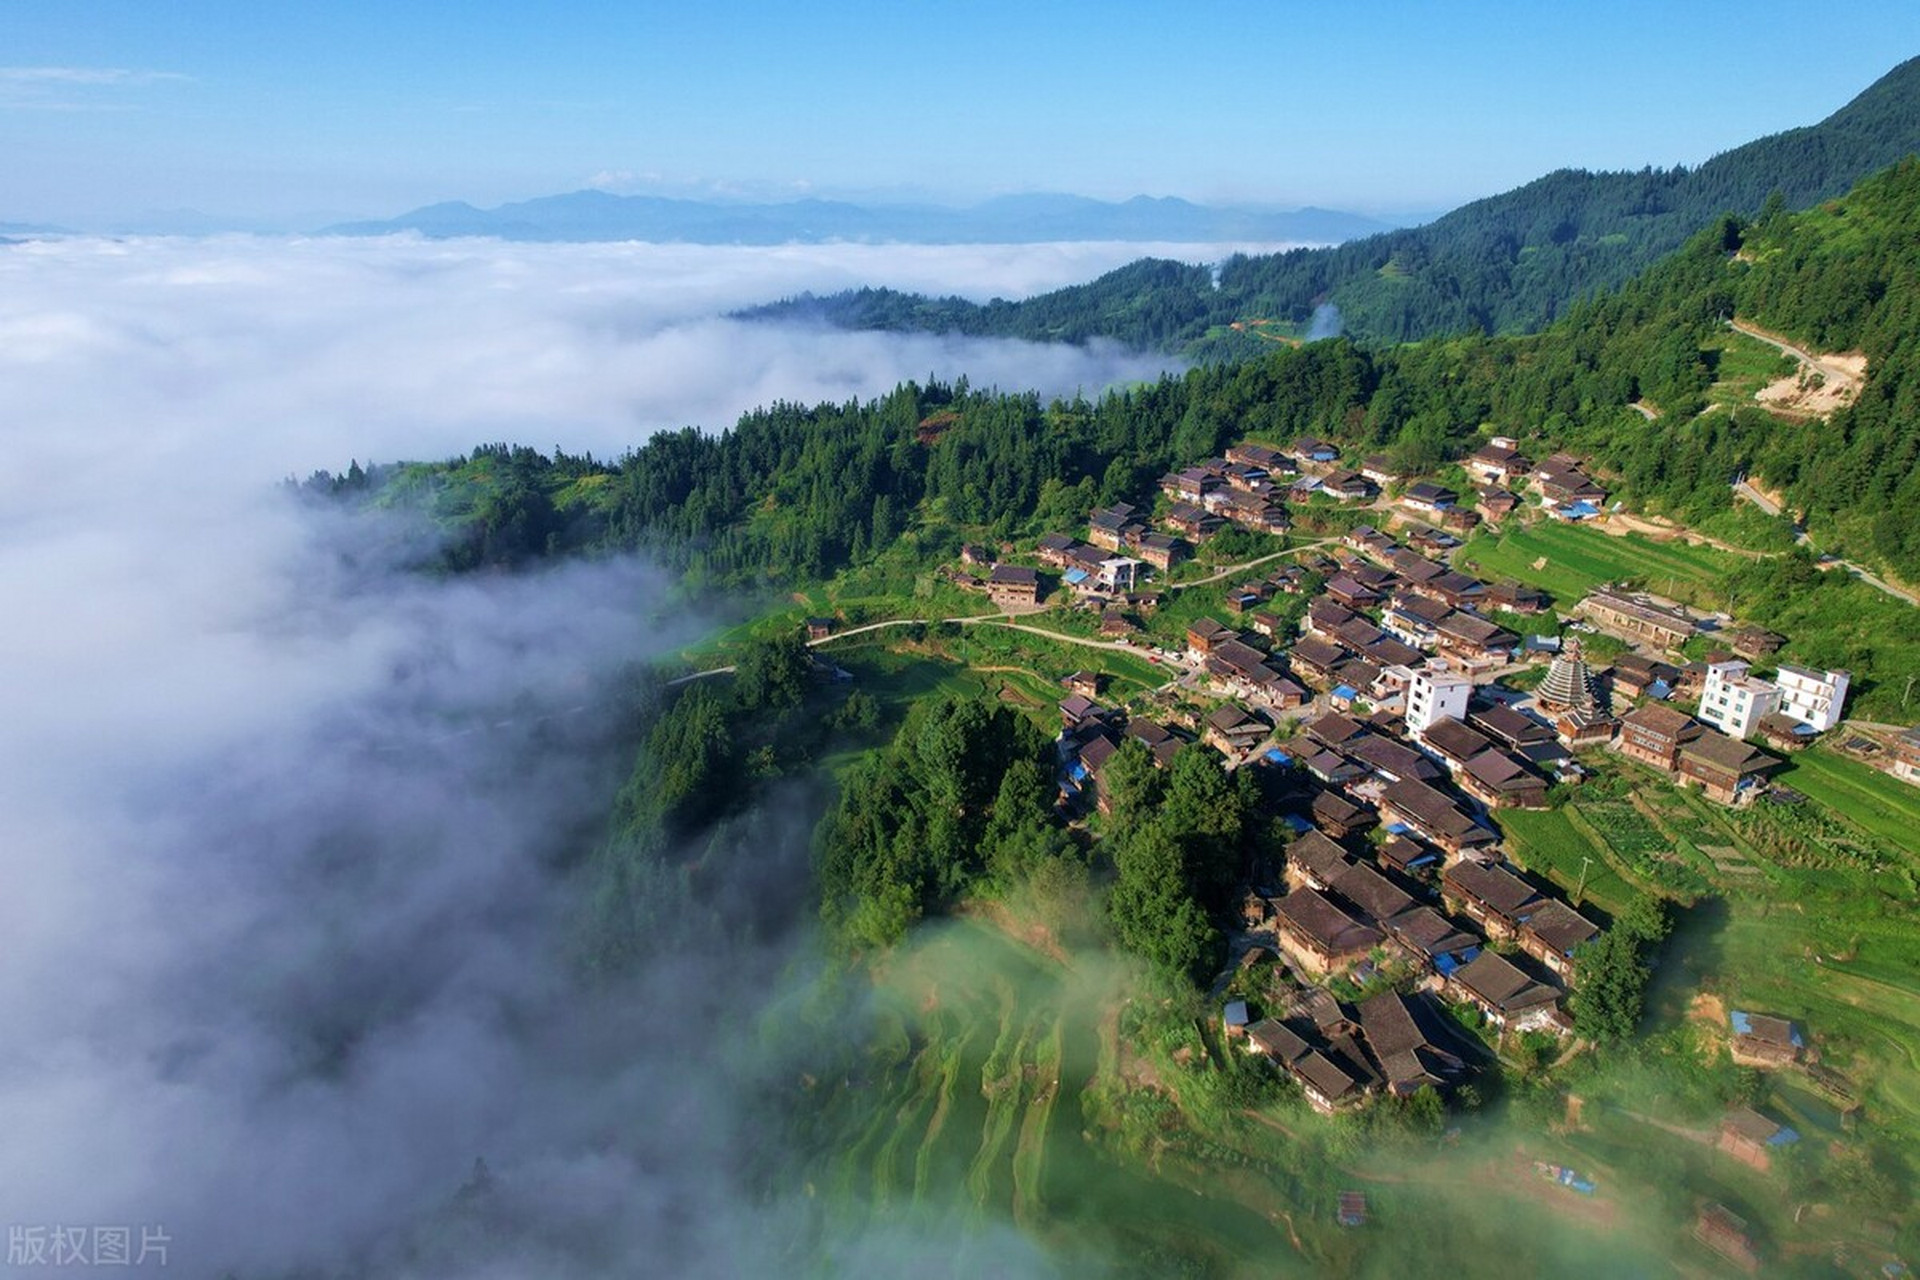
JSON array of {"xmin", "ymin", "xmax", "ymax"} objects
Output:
[
  {"xmin": 321, "ymin": 192, "xmax": 1402, "ymax": 245},
  {"xmin": 742, "ymin": 55, "xmax": 1920, "ymax": 355}
]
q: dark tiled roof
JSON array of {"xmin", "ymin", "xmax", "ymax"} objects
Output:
[
  {"xmin": 1452, "ymin": 951, "xmax": 1560, "ymax": 1014},
  {"xmin": 1421, "ymin": 717, "xmax": 1493, "ymax": 762},
  {"xmin": 1288, "ymin": 831, "xmax": 1353, "ymax": 883},
  {"xmin": 1381, "ymin": 779, "xmax": 1491, "ymax": 843},
  {"xmin": 1520, "ymin": 898, "xmax": 1600, "ymax": 956},
  {"xmin": 1295, "ymin": 1049, "xmax": 1362, "ymax": 1101},
  {"xmin": 1274, "ymin": 888, "xmax": 1383, "ymax": 955},
  {"xmin": 1385, "ymin": 906, "xmax": 1481, "ymax": 958},
  {"xmin": 1443, "ymin": 860, "xmax": 1542, "ymax": 917},
  {"xmin": 1347, "ymin": 734, "xmax": 1443, "ymax": 781},
  {"xmin": 1305, "ymin": 713, "xmax": 1366, "ymax": 745},
  {"xmin": 1619, "ymin": 703, "xmax": 1699, "ymax": 740},
  {"xmin": 1247, "ymin": 1017, "xmax": 1309, "ymax": 1062},
  {"xmin": 1329, "ymin": 862, "xmax": 1418, "ymax": 923},
  {"xmin": 1463, "ymin": 749, "xmax": 1545, "ymax": 793},
  {"xmin": 1469, "ymin": 703, "xmax": 1554, "ymax": 746}
]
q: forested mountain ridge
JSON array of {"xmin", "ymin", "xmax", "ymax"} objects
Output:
[
  {"xmin": 306, "ymin": 156, "xmax": 1920, "ymax": 594},
  {"xmin": 740, "ymin": 56, "xmax": 1920, "ymax": 354},
  {"xmin": 322, "ymin": 190, "xmax": 1397, "ymax": 245}
]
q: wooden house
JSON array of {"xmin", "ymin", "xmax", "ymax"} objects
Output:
[
  {"xmin": 1271, "ymin": 888, "xmax": 1382, "ymax": 976},
  {"xmin": 1035, "ymin": 532, "xmax": 1078, "ymax": 566},
  {"xmin": 1327, "ymin": 860, "xmax": 1419, "ymax": 926},
  {"xmin": 1382, "ymin": 905, "xmax": 1481, "ymax": 973},
  {"xmin": 1058, "ymin": 694, "xmax": 1106, "ymax": 734},
  {"xmin": 1515, "ymin": 898, "xmax": 1599, "ymax": 978},
  {"xmin": 1125, "ymin": 718, "xmax": 1185, "ymax": 769},
  {"xmin": 1419, "ymin": 717, "xmax": 1494, "ymax": 774},
  {"xmin": 1161, "ymin": 467, "xmax": 1223, "ymax": 503},
  {"xmin": 1483, "ymin": 579, "xmax": 1547, "ymax": 614},
  {"xmin": 1286, "ymin": 830, "xmax": 1354, "ymax": 892},
  {"xmin": 1615, "ymin": 703, "xmax": 1701, "ymax": 772},
  {"xmin": 1243, "ymin": 1019, "xmax": 1367, "ymax": 1114},
  {"xmin": 1476, "ymin": 486, "xmax": 1521, "ymax": 521},
  {"xmin": 1378, "ymin": 779, "xmax": 1496, "ymax": 859},
  {"xmin": 1400, "ymin": 481, "xmax": 1458, "ymax": 516},
  {"xmin": 1676, "ymin": 730, "xmax": 1778, "ymax": 805},
  {"xmin": 1717, "ymin": 1107, "xmax": 1799, "ymax": 1173},
  {"xmin": 1728, "ymin": 1011, "xmax": 1804, "ymax": 1067},
  {"xmin": 1321, "ymin": 469, "xmax": 1375, "ymax": 501},
  {"xmin": 1458, "ymin": 749, "xmax": 1550, "ymax": 809},
  {"xmin": 1465, "ymin": 443, "xmax": 1530, "ymax": 485},
  {"xmin": 1185, "ymin": 618, "xmax": 1235, "ymax": 657},
  {"xmin": 985, "ymin": 564, "xmax": 1041, "ymax": 608},
  {"xmin": 1576, "ymin": 589, "xmax": 1696, "ymax": 651},
  {"xmin": 1134, "ymin": 532, "xmax": 1187, "ymax": 569},
  {"xmin": 1356, "ymin": 991, "xmax": 1468, "ymax": 1096},
  {"xmin": 1376, "ymin": 834, "xmax": 1441, "ymax": 878},
  {"xmin": 1360, "ymin": 455, "xmax": 1401, "ymax": 486},
  {"xmin": 1310, "ymin": 788, "xmax": 1375, "ymax": 839},
  {"xmin": 1204, "ymin": 703, "xmax": 1271, "ymax": 755},
  {"xmin": 1062, "ymin": 670, "xmax": 1103, "ymax": 698},
  {"xmin": 1446, "ymin": 950, "xmax": 1564, "ymax": 1034},
  {"xmin": 1228, "ymin": 441, "xmax": 1288, "ymax": 469},
  {"xmin": 1441, "ymin": 860, "xmax": 1543, "ymax": 941}
]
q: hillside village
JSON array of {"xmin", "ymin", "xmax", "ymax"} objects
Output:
[{"xmin": 908, "ymin": 429, "xmax": 1880, "ymax": 1117}]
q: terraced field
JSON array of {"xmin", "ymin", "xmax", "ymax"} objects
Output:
[
  {"xmin": 800, "ymin": 920, "xmax": 1294, "ymax": 1276},
  {"xmin": 1778, "ymin": 747, "xmax": 1920, "ymax": 852},
  {"xmin": 1456, "ymin": 522, "xmax": 1744, "ymax": 610},
  {"xmin": 790, "ymin": 918, "xmax": 1695, "ymax": 1277}
]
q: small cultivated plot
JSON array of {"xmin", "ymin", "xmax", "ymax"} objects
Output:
[
  {"xmin": 1497, "ymin": 806, "xmax": 1644, "ymax": 918},
  {"xmin": 1455, "ymin": 522, "xmax": 1744, "ymax": 611}
]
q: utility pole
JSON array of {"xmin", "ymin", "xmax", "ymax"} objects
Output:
[
  {"xmin": 1905, "ymin": 674, "xmax": 1915, "ymax": 710},
  {"xmin": 1575, "ymin": 855, "xmax": 1594, "ymax": 908}
]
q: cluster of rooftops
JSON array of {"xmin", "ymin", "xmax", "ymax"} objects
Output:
[{"xmin": 1002, "ymin": 434, "xmax": 1868, "ymax": 1111}]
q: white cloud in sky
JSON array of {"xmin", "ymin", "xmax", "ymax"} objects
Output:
[
  {"xmin": 0, "ymin": 66, "xmax": 191, "ymax": 85},
  {"xmin": 0, "ymin": 66, "xmax": 192, "ymax": 111}
]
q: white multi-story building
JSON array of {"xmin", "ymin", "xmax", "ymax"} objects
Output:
[
  {"xmin": 1406, "ymin": 663, "xmax": 1473, "ymax": 738},
  {"xmin": 1773, "ymin": 664, "xmax": 1849, "ymax": 732},
  {"xmin": 1699, "ymin": 660, "xmax": 1781, "ymax": 740}
]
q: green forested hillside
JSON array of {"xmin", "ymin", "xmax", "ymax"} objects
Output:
[
  {"xmin": 742, "ymin": 56, "xmax": 1920, "ymax": 353},
  {"xmin": 310, "ymin": 157, "xmax": 1920, "ymax": 597}
]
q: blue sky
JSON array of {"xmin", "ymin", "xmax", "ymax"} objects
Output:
[{"xmin": 3, "ymin": 0, "xmax": 1917, "ymax": 224}]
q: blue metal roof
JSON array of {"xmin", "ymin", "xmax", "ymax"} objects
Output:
[
  {"xmin": 1063, "ymin": 568, "xmax": 1090, "ymax": 585},
  {"xmin": 1332, "ymin": 684, "xmax": 1358, "ymax": 700},
  {"xmin": 1265, "ymin": 748, "xmax": 1292, "ymax": 764}
]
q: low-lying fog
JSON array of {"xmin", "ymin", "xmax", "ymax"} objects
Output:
[{"xmin": 0, "ymin": 233, "xmax": 1221, "ymax": 1276}]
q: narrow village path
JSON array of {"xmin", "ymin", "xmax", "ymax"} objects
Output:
[{"xmin": 1165, "ymin": 537, "xmax": 1336, "ymax": 591}]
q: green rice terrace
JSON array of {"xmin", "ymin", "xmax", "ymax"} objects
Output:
[{"xmin": 781, "ymin": 916, "xmax": 1695, "ymax": 1279}]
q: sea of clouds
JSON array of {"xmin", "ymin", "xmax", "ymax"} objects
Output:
[{"xmin": 0, "ymin": 233, "xmax": 1231, "ymax": 1276}]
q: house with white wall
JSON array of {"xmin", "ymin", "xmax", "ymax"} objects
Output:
[
  {"xmin": 1773, "ymin": 664, "xmax": 1849, "ymax": 732},
  {"xmin": 1699, "ymin": 660, "xmax": 1781, "ymax": 740}
]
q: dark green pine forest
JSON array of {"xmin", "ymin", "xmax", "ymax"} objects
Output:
[{"xmin": 739, "ymin": 56, "xmax": 1920, "ymax": 353}]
